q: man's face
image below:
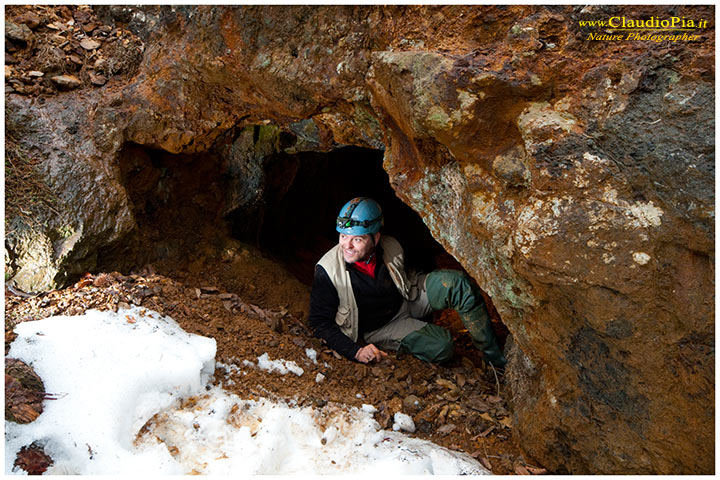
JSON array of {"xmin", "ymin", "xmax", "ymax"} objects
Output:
[{"xmin": 339, "ymin": 233, "xmax": 377, "ymax": 264}]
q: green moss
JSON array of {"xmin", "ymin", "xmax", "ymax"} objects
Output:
[
  {"xmin": 427, "ymin": 105, "xmax": 451, "ymax": 131},
  {"xmin": 256, "ymin": 124, "xmax": 280, "ymax": 145}
]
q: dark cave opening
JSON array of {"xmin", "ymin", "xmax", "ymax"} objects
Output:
[
  {"xmin": 238, "ymin": 146, "xmax": 463, "ymax": 285},
  {"xmin": 105, "ymin": 142, "xmax": 231, "ymax": 276}
]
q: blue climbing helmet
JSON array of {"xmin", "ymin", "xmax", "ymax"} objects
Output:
[{"xmin": 335, "ymin": 197, "xmax": 384, "ymax": 235}]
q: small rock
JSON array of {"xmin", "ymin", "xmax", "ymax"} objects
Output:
[
  {"xmin": 5, "ymin": 66, "xmax": 13, "ymax": 79},
  {"xmin": 68, "ymin": 54, "xmax": 83, "ymax": 65},
  {"xmin": 402, "ymin": 394, "xmax": 422, "ymax": 414},
  {"xmin": 49, "ymin": 33, "xmax": 67, "ymax": 45},
  {"xmin": 5, "ymin": 52, "xmax": 18, "ymax": 64},
  {"xmin": 73, "ymin": 10, "xmax": 92, "ymax": 24},
  {"xmin": 117, "ymin": 301, "xmax": 131, "ymax": 311},
  {"xmin": 28, "ymin": 71, "xmax": 44, "ymax": 78},
  {"xmin": 9, "ymin": 82, "xmax": 24, "ymax": 93},
  {"xmin": 50, "ymin": 75, "xmax": 82, "ymax": 90},
  {"xmin": 79, "ymin": 38, "xmax": 101, "ymax": 51},
  {"xmin": 14, "ymin": 12, "xmax": 42, "ymax": 30},
  {"xmin": 82, "ymin": 22, "xmax": 98, "ymax": 33},
  {"xmin": 5, "ymin": 21, "xmax": 34, "ymax": 43},
  {"xmin": 89, "ymin": 72, "xmax": 107, "ymax": 86}
]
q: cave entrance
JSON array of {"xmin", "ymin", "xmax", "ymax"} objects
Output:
[
  {"xmin": 112, "ymin": 141, "xmax": 507, "ymax": 356},
  {"xmin": 234, "ymin": 146, "xmax": 509, "ymax": 354},
  {"xmin": 235, "ymin": 146, "xmax": 462, "ymax": 285}
]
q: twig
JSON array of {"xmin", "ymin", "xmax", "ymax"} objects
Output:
[
  {"xmin": 482, "ymin": 439, "xmax": 493, "ymax": 471},
  {"xmin": 489, "ymin": 363, "xmax": 500, "ymax": 397}
]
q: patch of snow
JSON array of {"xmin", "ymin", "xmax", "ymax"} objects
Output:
[
  {"xmin": 5, "ymin": 307, "xmax": 489, "ymax": 475},
  {"xmin": 255, "ymin": 353, "xmax": 304, "ymax": 376},
  {"xmin": 6, "ymin": 306, "xmax": 215, "ymax": 475}
]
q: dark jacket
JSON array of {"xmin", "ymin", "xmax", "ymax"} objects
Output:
[{"xmin": 308, "ymin": 247, "xmax": 403, "ymax": 360}]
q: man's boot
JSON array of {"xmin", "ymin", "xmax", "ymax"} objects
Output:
[
  {"xmin": 461, "ymin": 303, "xmax": 507, "ymax": 368},
  {"xmin": 425, "ymin": 270, "xmax": 507, "ymax": 368}
]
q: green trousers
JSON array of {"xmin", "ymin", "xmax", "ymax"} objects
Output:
[
  {"xmin": 363, "ymin": 270, "xmax": 506, "ymax": 367},
  {"xmin": 424, "ymin": 270, "xmax": 507, "ymax": 367}
]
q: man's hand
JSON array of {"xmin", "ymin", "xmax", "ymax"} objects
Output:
[{"xmin": 355, "ymin": 344, "xmax": 388, "ymax": 364}]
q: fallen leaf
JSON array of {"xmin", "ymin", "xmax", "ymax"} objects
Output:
[
  {"xmin": 479, "ymin": 412, "xmax": 493, "ymax": 422},
  {"xmin": 526, "ymin": 465, "xmax": 548, "ymax": 475},
  {"xmin": 435, "ymin": 378, "xmax": 457, "ymax": 390},
  {"xmin": 464, "ymin": 395, "xmax": 490, "ymax": 412},
  {"xmin": 477, "ymin": 425, "xmax": 495, "ymax": 438},
  {"xmin": 515, "ymin": 464, "xmax": 531, "ymax": 475},
  {"xmin": 14, "ymin": 444, "xmax": 52, "ymax": 475},
  {"xmin": 460, "ymin": 356, "xmax": 475, "ymax": 370},
  {"xmin": 436, "ymin": 423, "xmax": 456, "ymax": 435},
  {"xmin": 438, "ymin": 404, "xmax": 450, "ymax": 423},
  {"xmin": 499, "ymin": 416, "xmax": 512, "ymax": 428},
  {"xmin": 443, "ymin": 389, "xmax": 461, "ymax": 402},
  {"xmin": 10, "ymin": 403, "xmax": 40, "ymax": 423},
  {"xmin": 479, "ymin": 457, "xmax": 492, "ymax": 471}
]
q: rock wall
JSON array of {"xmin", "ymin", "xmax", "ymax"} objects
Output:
[{"xmin": 5, "ymin": 5, "xmax": 714, "ymax": 474}]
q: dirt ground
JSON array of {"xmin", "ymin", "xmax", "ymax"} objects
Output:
[{"xmin": 5, "ymin": 232, "xmax": 548, "ymax": 475}]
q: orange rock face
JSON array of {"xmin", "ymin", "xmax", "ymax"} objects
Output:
[{"xmin": 5, "ymin": 5, "xmax": 714, "ymax": 474}]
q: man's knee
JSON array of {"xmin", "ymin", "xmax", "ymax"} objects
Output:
[
  {"xmin": 425, "ymin": 269, "xmax": 479, "ymax": 313},
  {"xmin": 399, "ymin": 324, "xmax": 454, "ymax": 363}
]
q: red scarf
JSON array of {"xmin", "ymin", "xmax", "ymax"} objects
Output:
[{"xmin": 351, "ymin": 252, "xmax": 377, "ymax": 278}]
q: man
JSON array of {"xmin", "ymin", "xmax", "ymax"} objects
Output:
[{"xmin": 308, "ymin": 197, "xmax": 506, "ymax": 367}]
